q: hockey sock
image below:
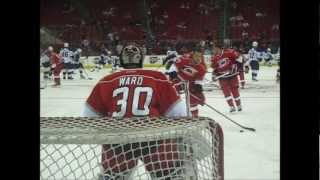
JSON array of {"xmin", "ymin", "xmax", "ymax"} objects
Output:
[
  {"xmin": 225, "ymin": 96, "xmax": 235, "ymax": 107},
  {"xmin": 234, "ymin": 96, "xmax": 241, "ymax": 106},
  {"xmin": 67, "ymin": 72, "xmax": 73, "ymax": 79},
  {"xmin": 43, "ymin": 72, "xmax": 49, "ymax": 79},
  {"xmin": 190, "ymin": 105, "xmax": 199, "ymax": 117}
]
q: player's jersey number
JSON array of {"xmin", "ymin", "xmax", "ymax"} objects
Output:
[
  {"xmin": 112, "ymin": 87, "xmax": 153, "ymax": 117},
  {"xmin": 62, "ymin": 51, "xmax": 69, "ymax": 58}
]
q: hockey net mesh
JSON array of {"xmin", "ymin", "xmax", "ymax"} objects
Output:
[{"xmin": 40, "ymin": 117, "xmax": 224, "ymax": 180}]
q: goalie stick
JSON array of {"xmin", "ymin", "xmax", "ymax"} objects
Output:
[{"xmin": 190, "ymin": 93, "xmax": 256, "ymax": 132}]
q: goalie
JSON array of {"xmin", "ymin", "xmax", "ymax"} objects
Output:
[{"xmin": 82, "ymin": 44, "xmax": 198, "ymax": 180}]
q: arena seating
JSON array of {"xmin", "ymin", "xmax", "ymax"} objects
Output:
[{"xmin": 41, "ymin": 0, "xmax": 279, "ymax": 45}]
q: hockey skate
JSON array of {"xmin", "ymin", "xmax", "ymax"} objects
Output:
[
  {"xmin": 252, "ymin": 77, "xmax": 258, "ymax": 81},
  {"xmin": 51, "ymin": 81, "xmax": 61, "ymax": 88},
  {"xmin": 80, "ymin": 74, "xmax": 86, "ymax": 79},
  {"xmin": 237, "ymin": 105, "xmax": 242, "ymax": 112},
  {"xmin": 230, "ymin": 106, "xmax": 236, "ymax": 113}
]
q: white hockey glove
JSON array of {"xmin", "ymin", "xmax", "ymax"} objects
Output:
[{"xmin": 212, "ymin": 74, "xmax": 217, "ymax": 82}]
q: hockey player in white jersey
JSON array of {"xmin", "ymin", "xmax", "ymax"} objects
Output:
[
  {"xmin": 276, "ymin": 47, "xmax": 280, "ymax": 82},
  {"xmin": 72, "ymin": 48, "xmax": 86, "ymax": 79},
  {"xmin": 110, "ymin": 55, "xmax": 120, "ymax": 73},
  {"xmin": 163, "ymin": 49, "xmax": 178, "ymax": 73},
  {"xmin": 60, "ymin": 43, "xmax": 74, "ymax": 80},
  {"xmin": 247, "ymin": 41, "xmax": 261, "ymax": 81},
  {"xmin": 262, "ymin": 48, "xmax": 273, "ymax": 66},
  {"xmin": 91, "ymin": 48, "xmax": 109, "ymax": 72},
  {"xmin": 40, "ymin": 46, "xmax": 53, "ymax": 81}
]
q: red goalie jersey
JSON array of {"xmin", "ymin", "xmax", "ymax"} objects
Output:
[
  {"xmin": 86, "ymin": 69, "xmax": 181, "ymax": 118},
  {"xmin": 211, "ymin": 49, "xmax": 240, "ymax": 78}
]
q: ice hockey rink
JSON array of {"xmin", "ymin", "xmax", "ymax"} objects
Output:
[{"xmin": 41, "ymin": 65, "xmax": 280, "ymax": 180}]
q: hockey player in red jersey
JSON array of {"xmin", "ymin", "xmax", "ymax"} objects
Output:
[
  {"xmin": 46, "ymin": 46, "xmax": 63, "ymax": 87},
  {"xmin": 82, "ymin": 44, "xmax": 188, "ymax": 179},
  {"xmin": 165, "ymin": 48, "xmax": 207, "ymax": 117},
  {"xmin": 211, "ymin": 43, "xmax": 243, "ymax": 112}
]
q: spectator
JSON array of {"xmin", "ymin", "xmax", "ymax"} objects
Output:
[
  {"xmin": 116, "ymin": 43, "xmax": 123, "ymax": 56},
  {"xmin": 162, "ymin": 11, "xmax": 169, "ymax": 19},
  {"xmin": 62, "ymin": 1, "xmax": 74, "ymax": 14},
  {"xmin": 235, "ymin": 14, "xmax": 244, "ymax": 21},
  {"xmin": 231, "ymin": 1, "xmax": 237, "ymax": 9},
  {"xmin": 124, "ymin": 12, "xmax": 132, "ymax": 19},
  {"xmin": 256, "ymin": 11, "xmax": 264, "ymax": 18},
  {"xmin": 272, "ymin": 24, "xmax": 279, "ymax": 31},
  {"xmin": 185, "ymin": 2, "xmax": 190, "ymax": 9},
  {"xmin": 242, "ymin": 22, "xmax": 250, "ymax": 28},
  {"xmin": 242, "ymin": 31, "xmax": 249, "ymax": 39},
  {"xmin": 81, "ymin": 38, "xmax": 90, "ymax": 58},
  {"xmin": 141, "ymin": 44, "xmax": 147, "ymax": 55},
  {"xmin": 177, "ymin": 22, "xmax": 187, "ymax": 29},
  {"xmin": 150, "ymin": 1, "xmax": 159, "ymax": 9},
  {"xmin": 108, "ymin": 32, "xmax": 114, "ymax": 41},
  {"xmin": 180, "ymin": 2, "xmax": 185, "ymax": 9}
]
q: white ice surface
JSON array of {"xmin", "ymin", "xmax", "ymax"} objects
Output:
[{"xmin": 41, "ymin": 66, "xmax": 280, "ymax": 180}]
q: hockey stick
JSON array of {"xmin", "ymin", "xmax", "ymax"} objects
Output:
[
  {"xmin": 82, "ymin": 66, "xmax": 93, "ymax": 80},
  {"xmin": 183, "ymin": 81, "xmax": 192, "ymax": 117},
  {"xmin": 190, "ymin": 93, "xmax": 256, "ymax": 132}
]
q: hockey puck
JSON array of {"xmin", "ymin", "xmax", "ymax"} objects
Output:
[{"xmin": 240, "ymin": 130, "xmax": 244, "ymax": 133}]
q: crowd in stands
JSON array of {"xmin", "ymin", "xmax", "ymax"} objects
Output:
[{"xmin": 40, "ymin": 0, "xmax": 279, "ymax": 55}]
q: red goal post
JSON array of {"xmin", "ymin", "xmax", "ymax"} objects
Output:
[{"xmin": 40, "ymin": 116, "xmax": 224, "ymax": 180}]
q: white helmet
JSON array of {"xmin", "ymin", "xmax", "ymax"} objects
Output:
[
  {"xmin": 267, "ymin": 48, "xmax": 271, "ymax": 52},
  {"xmin": 48, "ymin": 46, "xmax": 53, "ymax": 51},
  {"xmin": 64, "ymin": 43, "xmax": 69, "ymax": 48},
  {"xmin": 77, "ymin": 48, "xmax": 82, "ymax": 53},
  {"xmin": 252, "ymin": 41, "xmax": 258, "ymax": 47}
]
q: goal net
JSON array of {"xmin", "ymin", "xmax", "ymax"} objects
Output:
[{"xmin": 40, "ymin": 117, "xmax": 224, "ymax": 180}]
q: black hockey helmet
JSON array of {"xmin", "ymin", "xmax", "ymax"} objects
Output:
[{"xmin": 120, "ymin": 44, "xmax": 144, "ymax": 69}]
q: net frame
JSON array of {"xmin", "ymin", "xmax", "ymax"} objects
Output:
[{"xmin": 40, "ymin": 116, "xmax": 224, "ymax": 180}]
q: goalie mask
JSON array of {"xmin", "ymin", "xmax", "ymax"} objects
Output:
[{"xmin": 120, "ymin": 44, "xmax": 143, "ymax": 68}]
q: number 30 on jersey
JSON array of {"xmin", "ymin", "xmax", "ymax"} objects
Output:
[{"xmin": 112, "ymin": 87, "xmax": 153, "ymax": 117}]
